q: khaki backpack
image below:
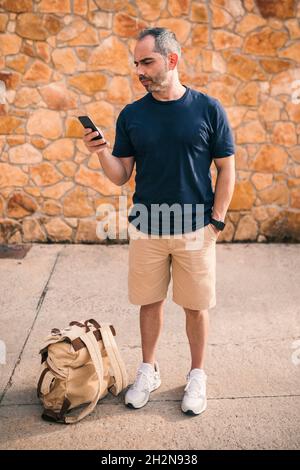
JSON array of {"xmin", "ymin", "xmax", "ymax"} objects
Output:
[{"xmin": 37, "ymin": 319, "xmax": 128, "ymax": 424}]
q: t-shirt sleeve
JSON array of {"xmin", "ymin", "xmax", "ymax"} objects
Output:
[
  {"xmin": 210, "ymin": 100, "xmax": 235, "ymax": 159},
  {"xmin": 112, "ymin": 108, "xmax": 135, "ymax": 158}
]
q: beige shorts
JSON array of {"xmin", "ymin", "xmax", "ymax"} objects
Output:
[{"xmin": 127, "ymin": 223, "xmax": 219, "ymax": 310}]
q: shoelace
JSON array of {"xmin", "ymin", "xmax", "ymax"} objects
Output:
[
  {"xmin": 184, "ymin": 375, "xmax": 206, "ymax": 399},
  {"xmin": 132, "ymin": 369, "xmax": 153, "ymax": 392}
]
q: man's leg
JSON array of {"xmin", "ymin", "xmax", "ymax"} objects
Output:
[
  {"xmin": 184, "ymin": 308, "xmax": 209, "ymax": 370},
  {"xmin": 125, "ymin": 299, "xmax": 165, "ymax": 408},
  {"xmin": 171, "ymin": 225, "xmax": 216, "ymax": 414},
  {"xmin": 180, "ymin": 307, "xmax": 209, "ymax": 415},
  {"xmin": 140, "ymin": 299, "xmax": 165, "ymax": 366}
]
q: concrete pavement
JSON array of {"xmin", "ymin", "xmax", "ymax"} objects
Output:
[{"xmin": 0, "ymin": 242, "xmax": 299, "ymax": 450}]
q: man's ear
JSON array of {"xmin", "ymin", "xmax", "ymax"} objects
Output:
[{"xmin": 168, "ymin": 52, "xmax": 179, "ymax": 70}]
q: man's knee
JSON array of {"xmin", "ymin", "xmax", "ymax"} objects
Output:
[
  {"xmin": 184, "ymin": 307, "xmax": 208, "ymax": 317},
  {"xmin": 141, "ymin": 299, "xmax": 166, "ymax": 311}
]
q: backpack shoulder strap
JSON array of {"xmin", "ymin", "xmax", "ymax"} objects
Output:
[
  {"xmin": 64, "ymin": 329, "xmax": 104, "ymax": 424},
  {"xmin": 99, "ymin": 324, "xmax": 128, "ymax": 396}
]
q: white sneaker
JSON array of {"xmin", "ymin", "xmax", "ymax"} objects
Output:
[
  {"xmin": 125, "ymin": 361, "xmax": 161, "ymax": 409},
  {"xmin": 181, "ymin": 368, "xmax": 207, "ymax": 416}
]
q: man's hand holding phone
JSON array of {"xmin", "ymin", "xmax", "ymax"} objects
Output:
[
  {"xmin": 83, "ymin": 128, "xmax": 110, "ymax": 154},
  {"xmin": 78, "ymin": 114, "xmax": 131, "ymax": 186},
  {"xmin": 78, "ymin": 115, "xmax": 110, "ymax": 154}
]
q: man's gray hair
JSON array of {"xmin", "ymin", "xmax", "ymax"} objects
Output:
[{"xmin": 137, "ymin": 27, "xmax": 181, "ymax": 62}]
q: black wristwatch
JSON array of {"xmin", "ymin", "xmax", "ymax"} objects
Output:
[{"xmin": 210, "ymin": 217, "xmax": 226, "ymax": 231}]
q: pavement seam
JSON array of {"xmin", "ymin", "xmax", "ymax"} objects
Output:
[
  {"xmin": 124, "ymin": 336, "xmax": 300, "ymax": 348},
  {"xmin": 0, "ymin": 248, "xmax": 64, "ymax": 405},
  {"xmin": 1, "ymin": 394, "xmax": 300, "ymax": 407}
]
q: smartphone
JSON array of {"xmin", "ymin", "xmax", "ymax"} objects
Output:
[{"xmin": 78, "ymin": 115, "xmax": 103, "ymax": 141}]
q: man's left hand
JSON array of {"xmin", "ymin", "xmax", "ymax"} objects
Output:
[{"xmin": 210, "ymin": 224, "xmax": 221, "ymax": 236}]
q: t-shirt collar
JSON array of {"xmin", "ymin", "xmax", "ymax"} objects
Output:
[{"xmin": 149, "ymin": 85, "xmax": 189, "ymax": 104}]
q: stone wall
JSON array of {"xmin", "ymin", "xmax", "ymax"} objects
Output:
[{"xmin": 0, "ymin": 0, "xmax": 299, "ymax": 244}]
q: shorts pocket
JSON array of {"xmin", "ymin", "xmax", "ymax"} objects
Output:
[
  {"xmin": 207, "ymin": 223, "xmax": 219, "ymax": 240},
  {"xmin": 182, "ymin": 228, "xmax": 205, "ymax": 250}
]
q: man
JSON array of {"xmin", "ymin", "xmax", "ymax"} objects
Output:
[{"xmin": 83, "ymin": 27, "xmax": 235, "ymax": 416}]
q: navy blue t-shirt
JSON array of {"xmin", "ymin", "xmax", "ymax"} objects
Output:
[{"xmin": 112, "ymin": 85, "xmax": 235, "ymax": 235}]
